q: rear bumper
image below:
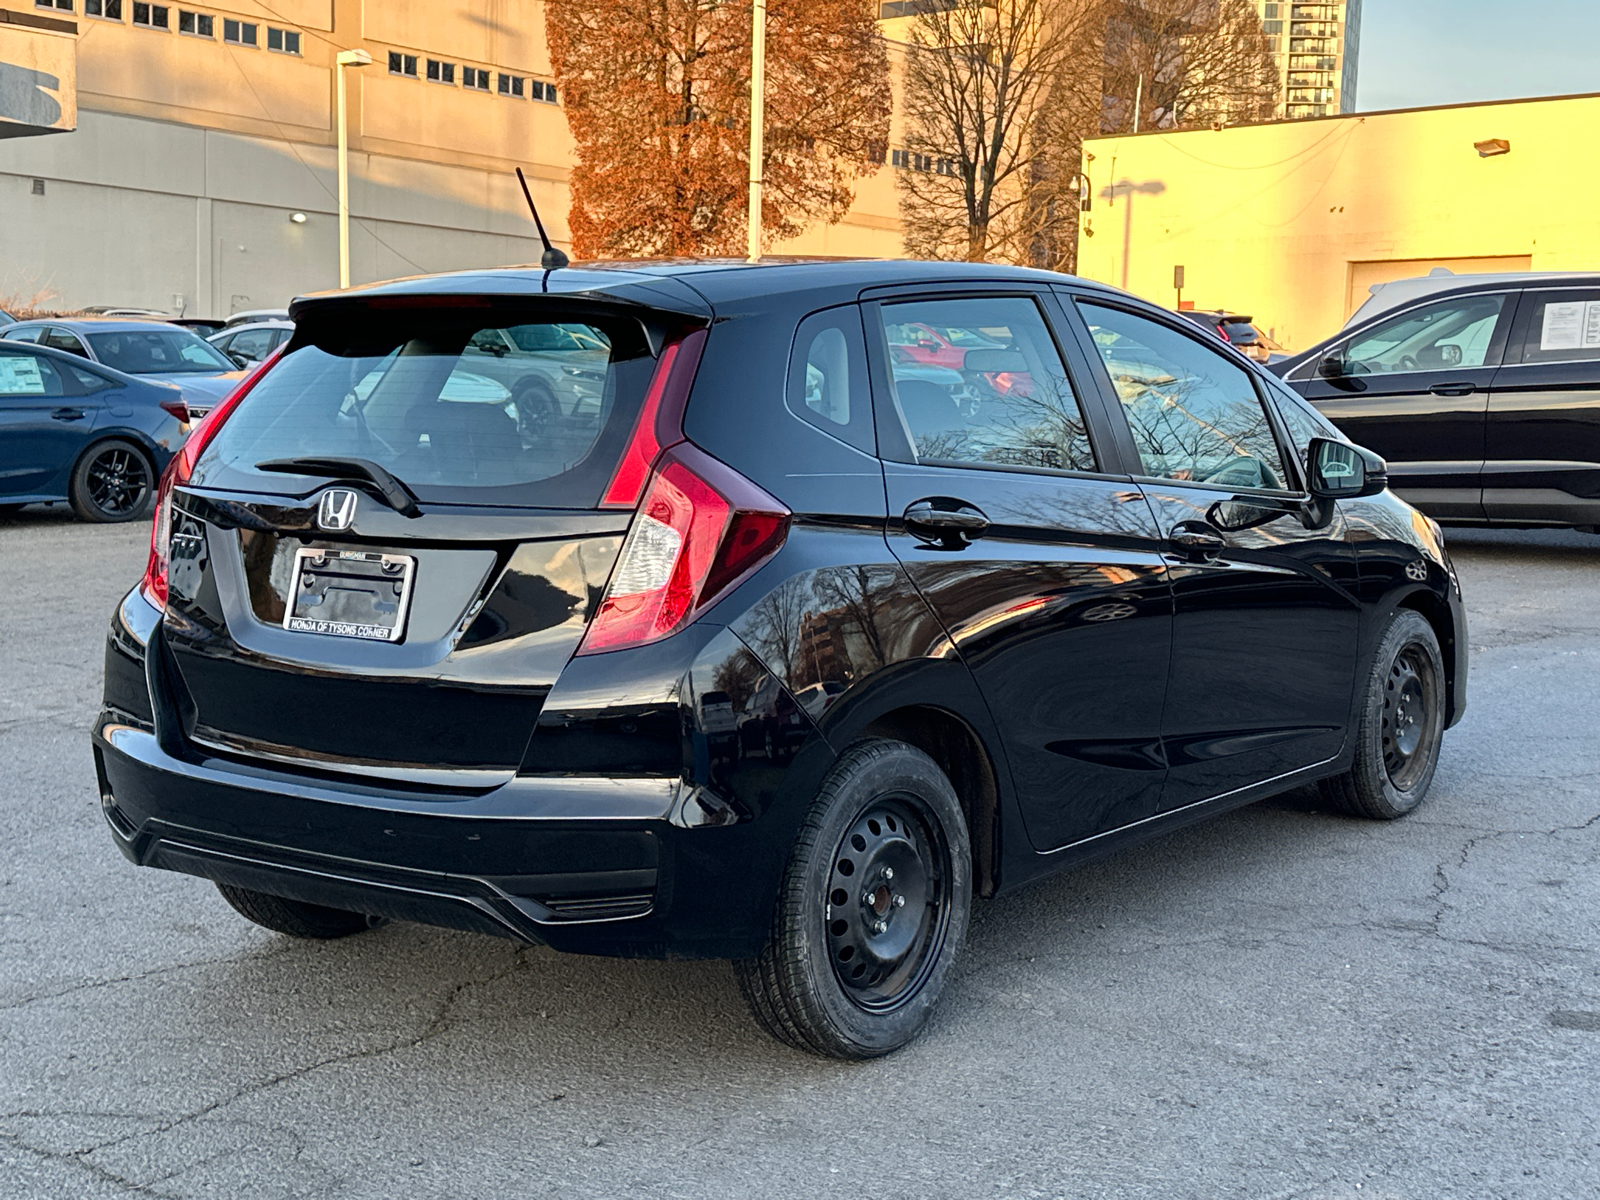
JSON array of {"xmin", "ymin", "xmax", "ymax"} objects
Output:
[{"xmin": 94, "ymin": 717, "xmax": 779, "ymax": 957}]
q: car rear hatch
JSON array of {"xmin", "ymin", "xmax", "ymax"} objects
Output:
[{"xmin": 152, "ymin": 274, "xmax": 712, "ymax": 788}]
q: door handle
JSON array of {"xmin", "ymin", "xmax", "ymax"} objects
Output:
[
  {"xmin": 1427, "ymin": 382, "xmax": 1476, "ymax": 397},
  {"xmin": 50, "ymin": 407, "xmax": 87, "ymax": 421},
  {"xmin": 903, "ymin": 498, "xmax": 989, "ymax": 549},
  {"xmin": 1168, "ymin": 520, "xmax": 1228, "ymax": 561}
]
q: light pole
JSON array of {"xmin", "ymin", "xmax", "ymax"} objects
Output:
[
  {"xmin": 335, "ymin": 48, "xmax": 373, "ymax": 289},
  {"xmin": 746, "ymin": 0, "xmax": 766, "ymax": 263}
]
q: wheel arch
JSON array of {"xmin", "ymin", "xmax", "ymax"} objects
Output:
[
  {"xmin": 1392, "ymin": 585, "xmax": 1462, "ymax": 726},
  {"xmin": 853, "ymin": 704, "xmax": 1002, "ymax": 899}
]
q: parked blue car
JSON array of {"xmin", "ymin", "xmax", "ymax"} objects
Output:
[
  {"xmin": 1, "ymin": 317, "xmax": 244, "ymax": 419},
  {"xmin": 0, "ymin": 339, "xmax": 189, "ymax": 522}
]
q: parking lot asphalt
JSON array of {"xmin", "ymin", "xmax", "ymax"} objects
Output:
[{"xmin": 1, "ymin": 504, "xmax": 1596, "ymax": 1200}]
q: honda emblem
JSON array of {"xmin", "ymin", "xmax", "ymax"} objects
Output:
[{"xmin": 317, "ymin": 488, "xmax": 359, "ymax": 532}]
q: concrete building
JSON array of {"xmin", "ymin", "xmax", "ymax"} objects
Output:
[
  {"xmin": 0, "ymin": 1, "xmax": 906, "ymax": 316},
  {"xmin": 1255, "ymin": 0, "xmax": 1360, "ymax": 119},
  {"xmin": 1076, "ymin": 92, "xmax": 1600, "ymax": 352}
]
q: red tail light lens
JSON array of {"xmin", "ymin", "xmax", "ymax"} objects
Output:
[
  {"xmin": 578, "ymin": 442, "xmax": 789, "ymax": 655},
  {"xmin": 158, "ymin": 396, "xmax": 190, "ymax": 423},
  {"xmin": 601, "ymin": 328, "xmax": 709, "ymax": 508},
  {"xmin": 140, "ymin": 348, "xmax": 284, "ymax": 608}
]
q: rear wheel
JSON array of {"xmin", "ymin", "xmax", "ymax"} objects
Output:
[
  {"xmin": 735, "ymin": 739, "xmax": 970, "ymax": 1059},
  {"xmin": 69, "ymin": 439, "xmax": 153, "ymax": 523},
  {"xmin": 1321, "ymin": 609, "xmax": 1446, "ymax": 820},
  {"xmin": 215, "ymin": 883, "xmax": 378, "ymax": 939}
]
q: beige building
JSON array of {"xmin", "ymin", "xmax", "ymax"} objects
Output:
[
  {"xmin": 1076, "ymin": 92, "xmax": 1600, "ymax": 352},
  {"xmin": 0, "ymin": 1, "xmax": 907, "ymax": 315},
  {"xmin": 1255, "ymin": 0, "xmax": 1361, "ymax": 119}
]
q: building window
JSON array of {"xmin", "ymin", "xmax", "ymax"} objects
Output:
[
  {"xmin": 389, "ymin": 51, "xmax": 418, "ymax": 77},
  {"xmin": 497, "ymin": 73, "xmax": 525, "ymax": 97},
  {"xmin": 132, "ymin": 2, "xmax": 169, "ymax": 27},
  {"xmin": 426, "ymin": 59, "xmax": 455, "ymax": 85},
  {"xmin": 530, "ymin": 80, "xmax": 557, "ymax": 104},
  {"xmin": 36, "ymin": 0, "xmax": 73, "ymax": 12},
  {"xmin": 178, "ymin": 10, "xmax": 211, "ymax": 35},
  {"xmin": 462, "ymin": 66, "xmax": 490, "ymax": 91},
  {"xmin": 223, "ymin": 18, "xmax": 257, "ymax": 46},
  {"xmin": 84, "ymin": 0, "xmax": 122, "ymax": 17},
  {"xmin": 266, "ymin": 27, "xmax": 300, "ymax": 54}
]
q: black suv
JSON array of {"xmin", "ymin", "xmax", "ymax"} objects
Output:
[
  {"xmin": 96, "ymin": 261, "xmax": 1466, "ymax": 1058},
  {"xmin": 1270, "ymin": 273, "xmax": 1600, "ymax": 531}
]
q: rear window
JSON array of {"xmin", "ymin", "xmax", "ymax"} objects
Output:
[
  {"xmin": 1220, "ymin": 321, "xmax": 1260, "ymax": 343},
  {"xmin": 191, "ymin": 309, "xmax": 657, "ymax": 508},
  {"xmin": 87, "ymin": 328, "xmax": 235, "ymax": 374}
]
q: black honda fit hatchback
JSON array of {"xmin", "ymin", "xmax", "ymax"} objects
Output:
[{"xmin": 96, "ymin": 260, "xmax": 1466, "ymax": 1057}]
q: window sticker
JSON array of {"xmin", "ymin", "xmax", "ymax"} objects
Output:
[
  {"xmin": 1539, "ymin": 300, "xmax": 1600, "ymax": 352},
  {"xmin": 0, "ymin": 356, "xmax": 45, "ymax": 395}
]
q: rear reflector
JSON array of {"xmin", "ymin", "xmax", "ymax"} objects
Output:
[{"xmin": 578, "ymin": 442, "xmax": 789, "ymax": 655}]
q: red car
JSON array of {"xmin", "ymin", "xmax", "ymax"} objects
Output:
[{"xmin": 885, "ymin": 321, "xmax": 1033, "ymax": 396}]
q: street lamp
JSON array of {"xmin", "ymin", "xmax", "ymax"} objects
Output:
[
  {"xmin": 746, "ymin": 0, "xmax": 765, "ymax": 263},
  {"xmin": 335, "ymin": 48, "xmax": 373, "ymax": 289}
]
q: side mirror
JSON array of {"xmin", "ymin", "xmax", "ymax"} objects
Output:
[
  {"xmin": 1307, "ymin": 437, "xmax": 1387, "ymax": 500},
  {"xmin": 227, "ymin": 351, "xmax": 252, "ymax": 369},
  {"xmin": 1317, "ymin": 350, "xmax": 1347, "ymax": 380}
]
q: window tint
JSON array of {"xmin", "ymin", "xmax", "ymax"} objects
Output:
[
  {"xmin": 1339, "ymin": 294, "xmax": 1506, "ymax": 375},
  {"xmin": 1081, "ymin": 303, "xmax": 1287, "ymax": 490},
  {"xmin": 192, "ymin": 314, "xmax": 655, "ymax": 507},
  {"xmin": 41, "ymin": 328, "xmax": 89, "ymax": 357},
  {"xmin": 785, "ymin": 307, "xmax": 873, "ymax": 452},
  {"xmin": 876, "ymin": 296, "xmax": 1094, "ymax": 472},
  {"xmin": 1514, "ymin": 290, "xmax": 1600, "ymax": 364},
  {"xmin": 228, "ymin": 328, "xmax": 277, "ymax": 362},
  {"xmin": 0, "ymin": 354, "xmax": 67, "ymax": 398}
]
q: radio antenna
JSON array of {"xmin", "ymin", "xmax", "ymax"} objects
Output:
[{"xmin": 516, "ymin": 167, "xmax": 569, "ymax": 270}]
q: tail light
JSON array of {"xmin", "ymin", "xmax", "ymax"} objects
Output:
[
  {"xmin": 140, "ymin": 348, "xmax": 283, "ymax": 608},
  {"xmin": 579, "ymin": 327, "xmax": 788, "ymax": 654},
  {"xmin": 158, "ymin": 396, "xmax": 190, "ymax": 423}
]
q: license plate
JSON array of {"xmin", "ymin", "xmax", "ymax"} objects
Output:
[{"xmin": 283, "ymin": 548, "xmax": 415, "ymax": 642}]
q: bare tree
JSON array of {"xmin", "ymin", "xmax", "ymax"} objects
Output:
[
  {"xmin": 896, "ymin": 0, "xmax": 1102, "ymax": 264},
  {"xmin": 1100, "ymin": 0, "xmax": 1280, "ymax": 133},
  {"xmin": 896, "ymin": 0, "xmax": 1278, "ymax": 269}
]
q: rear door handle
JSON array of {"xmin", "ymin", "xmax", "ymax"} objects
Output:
[
  {"xmin": 903, "ymin": 498, "xmax": 989, "ymax": 548},
  {"xmin": 1168, "ymin": 520, "xmax": 1228, "ymax": 561},
  {"xmin": 51, "ymin": 407, "xmax": 87, "ymax": 422},
  {"xmin": 1428, "ymin": 382, "xmax": 1476, "ymax": 397}
]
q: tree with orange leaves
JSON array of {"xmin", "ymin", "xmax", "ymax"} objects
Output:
[{"xmin": 547, "ymin": 0, "xmax": 891, "ymax": 259}]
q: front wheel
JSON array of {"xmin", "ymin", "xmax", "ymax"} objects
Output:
[
  {"xmin": 736, "ymin": 739, "xmax": 971, "ymax": 1059},
  {"xmin": 1322, "ymin": 609, "xmax": 1447, "ymax": 819}
]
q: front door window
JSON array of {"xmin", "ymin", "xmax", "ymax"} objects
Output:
[{"xmin": 1337, "ymin": 294, "xmax": 1507, "ymax": 376}]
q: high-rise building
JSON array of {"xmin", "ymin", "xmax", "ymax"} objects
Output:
[{"xmin": 1256, "ymin": 0, "xmax": 1362, "ymax": 119}]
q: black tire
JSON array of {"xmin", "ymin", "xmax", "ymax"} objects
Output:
[
  {"xmin": 735, "ymin": 739, "xmax": 971, "ymax": 1059},
  {"xmin": 1321, "ymin": 609, "xmax": 1447, "ymax": 820},
  {"xmin": 215, "ymin": 883, "xmax": 377, "ymax": 939},
  {"xmin": 69, "ymin": 439, "xmax": 154, "ymax": 523}
]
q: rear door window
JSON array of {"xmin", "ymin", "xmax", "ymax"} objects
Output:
[
  {"xmin": 192, "ymin": 310, "xmax": 660, "ymax": 508},
  {"xmin": 1511, "ymin": 289, "xmax": 1600, "ymax": 364},
  {"xmin": 871, "ymin": 295, "xmax": 1096, "ymax": 473},
  {"xmin": 0, "ymin": 353, "xmax": 67, "ymax": 397},
  {"xmin": 42, "ymin": 328, "xmax": 90, "ymax": 357}
]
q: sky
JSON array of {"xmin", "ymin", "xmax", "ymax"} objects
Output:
[{"xmin": 1357, "ymin": 0, "xmax": 1600, "ymax": 112}]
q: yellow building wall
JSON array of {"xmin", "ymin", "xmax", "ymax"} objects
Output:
[{"xmin": 1077, "ymin": 94, "xmax": 1600, "ymax": 353}]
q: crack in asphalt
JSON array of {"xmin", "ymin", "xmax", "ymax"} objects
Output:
[
  {"xmin": 31, "ymin": 946, "xmax": 536, "ymax": 1182},
  {"xmin": 0, "ymin": 943, "xmax": 297, "ymax": 1014},
  {"xmin": 0, "ymin": 1131, "xmax": 184, "ymax": 1198}
]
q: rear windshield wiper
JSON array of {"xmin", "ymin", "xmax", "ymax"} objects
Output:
[{"xmin": 255, "ymin": 457, "xmax": 423, "ymax": 519}]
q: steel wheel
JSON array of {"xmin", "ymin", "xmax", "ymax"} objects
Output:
[
  {"xmin": 825, "ymin": 795, "xmax": 952, "ymax": 1013},
  {"xmin": 82, "ymin": 444, "xmax": 152, "ymax": 519},
  {"xmin": 1381, "ymin": 643, "xmax": 1442, "ymax": 792}
]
